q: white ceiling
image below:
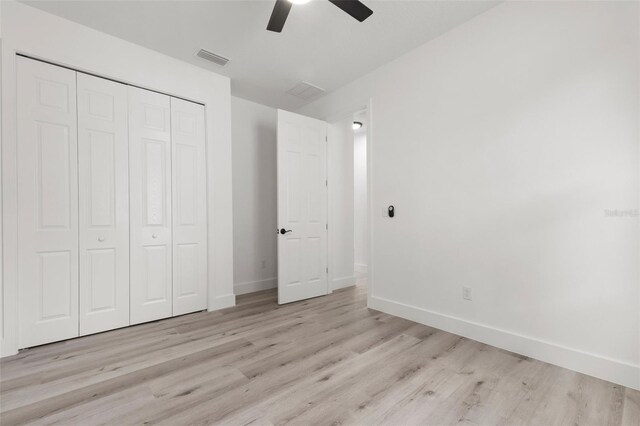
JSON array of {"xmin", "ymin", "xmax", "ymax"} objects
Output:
[{"xmin": 23, "ymin": 0, "xmax": 500, "ymax": 110}]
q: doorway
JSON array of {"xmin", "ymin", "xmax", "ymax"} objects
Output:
[
  {"xmin": 352, "ymin": 111, "xmax": 368, "ymax": 282},
  {"xmin": 324, "ymin": 108, "xmax": 369, "ymax": 294}
]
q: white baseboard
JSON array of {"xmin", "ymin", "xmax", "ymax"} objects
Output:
[
  {"xmin": 234, "ymin": 277, "xmax": 277, "ymax": 295},
  {"xmin": 332, "ymin": 275, "xmax": 357, "ymax": 291},
  {"xmin": 355, "ymin": 263, "xmax": 368, "ymax": 273},
  {"xmin": 208, "ymin": 293, "xmax": 236, "ymax": 311},
  {"xmin": 369, "ymin": 295, "xmax": 640, "ymax": 391}
]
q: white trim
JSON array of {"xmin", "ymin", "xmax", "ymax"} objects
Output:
[
  {"xmin": 235, "ymin": 278, "xmax": 277, "ymax": 295},
  {"xmin": 369, "ymin": 295, "xmax": 640, "ymax": 391},
  {"xmin": 0, "ymin": 37, "xmax": 4, "ymax": 355},
  {"xmin": 332, "ymin": 275, "xmax": 357, "ymax": 291},
  {"xmin": 354, "ymin": 263, "xmax": 368, "ymax": 273},
  {"xmin": 207, "ymin": 294, "xmax": 236, "ymax": 311},
  {"xmin": 365, "ymin": 100, "xmax": 374, "ymax": 309}
]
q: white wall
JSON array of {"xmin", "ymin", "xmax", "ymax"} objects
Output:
[
  {"xmin": 328, "ymin": 118, "xmax": 356, "ymax": 290},
  {"xmin": 1, "ymin": 1, "xmax": 235, "ymax": 356},
  {"xmin": 231, "ymin": 97, "xmax": 278, "ymax": 295},
  {"xmin": 354, "ymin": 131, "xmax": 368, "ymax": 273},
  {"xmin": 299, "ymin": 1, "xmax": 640, "ymax": 390}
]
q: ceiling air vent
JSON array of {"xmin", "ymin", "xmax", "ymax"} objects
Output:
[
  {"xmin": 196, "ymin": 49, "xmax": 230, "ymax": 67},
  {"xmin": 286, "ymin": 81, "xmax": 325, "ymax": 100}
]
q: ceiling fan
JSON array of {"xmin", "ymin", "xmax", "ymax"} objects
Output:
[{"xmin": 267, "ymin": 0, "xmax": 373, "ymax": 33}]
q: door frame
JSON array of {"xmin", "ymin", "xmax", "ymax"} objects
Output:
[{"xmin": 319, "ymin": 100, "xmax": 373, "ymax": 307}]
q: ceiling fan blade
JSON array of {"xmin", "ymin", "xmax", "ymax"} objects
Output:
[
  {"xmin": 328, "ymin": 0, "xmax": 373, "ymax": 22},
  {"xmin": 267, "ymin": 0, "xmax": 293, "ymax": 32}
]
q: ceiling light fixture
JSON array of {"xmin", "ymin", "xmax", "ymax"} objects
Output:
[
  {"xmin": 288, "ymin": 0, "xmax": 311, "ymax": 4},
  {"xmin": 353, "ymin": 121, "xmax": 363, "ymax": 130}
]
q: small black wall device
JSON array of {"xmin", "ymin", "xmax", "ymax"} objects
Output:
[{"xmin": 388, "ymin": 205, "xmax": 395, "ymax": 218}]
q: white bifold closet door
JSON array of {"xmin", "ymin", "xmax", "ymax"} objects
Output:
[
  {"xmin": 77, "ymin": 73, "xmax": 130, "ymax": 335},
  {"xmin": 171, "ymin": 98, "xmax": 207, "ymax": 315},
  {"xmin": 17, "ymin": 57, "xmax": 79, "ymax": 348},
  {"xmin": 16, "ymin": 57, "xmax": 208, "ymax": 345},
  {"xmin": 129, "ymin": 87, "xmax": 173, "ymax": 325}
]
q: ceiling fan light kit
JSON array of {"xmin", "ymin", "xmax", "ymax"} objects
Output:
[{"xmin": 267, "ymin": 0, "xmax": 373, "ymax": 33}]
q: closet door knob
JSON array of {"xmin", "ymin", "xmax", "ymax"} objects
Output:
[
  {"xmin": 97, "ymin": 236, "xmax": 105, "ymax": 242},
  {"xmin": 152, "ymin": 234, "xmax": 158, "ymax": 239}
]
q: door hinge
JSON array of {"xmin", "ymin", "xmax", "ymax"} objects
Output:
[
  {"xmin": 325, "ymin": 179, "xmax": 328, "ymax": 187},
  {"xmin": 325, "ymin": 136, "xmax": 328, "ymax": 142},
  {"xmin": 326, "ymin": 267, "xmax": 329, "ymax": 273},
  {"xmin": 326, "ymin": 223, "xmax": 328, "ymax": 230}
]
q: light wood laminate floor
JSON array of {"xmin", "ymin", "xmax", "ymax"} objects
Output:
[{"xmin": 1, "ymin": 282, "xmax": 638, "ymax": 425}]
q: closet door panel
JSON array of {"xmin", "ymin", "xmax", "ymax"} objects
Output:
[
  {"xmin": 77, "ymin": 73, "xmax": 130, "ymax": 335},
  {"xmin": 171, "ymin": 98, "xmax": 207, "ymax": 315},
  {"xmin": 129, "ymin": 87, "xmax": 173, "ymax": 324},
  {"xmin": 17, "ymin": 57, "xmax": 79, "ymax": 348}
]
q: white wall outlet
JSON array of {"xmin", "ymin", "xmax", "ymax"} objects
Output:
[{"xmin": 462, "ymin": 286, "xmax": 472, "ymax": 301}]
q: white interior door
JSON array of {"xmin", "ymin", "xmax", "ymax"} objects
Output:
[
  {"xmin": 129, "ymin": 86, "xmax": 173, "ymax": 324},
  {"xmin": 277, "ymin": 109, "xmax": 328, "ymax": 304},
  {"xmin": 77, "ymin": 73, "xmax": 130, "ymax": 335},
  {"xmin": 17, "ymin": 56, "xmax": 79, "ymax": 348},
  {"xmin": 170, "ymin": 97, "xmax": 207, "ymax": 315}
]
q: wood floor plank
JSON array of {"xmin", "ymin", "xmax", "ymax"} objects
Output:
[
  {"xmin": 622, "ymin": 388, "xmax": 640, "ymax": 426},
  {"xmin": 202, "ymin": 333, "xmax": 423, "ymax": 426},
  {"xmin": 156, "ymin": 346, "xmax": 359, "ymax": 425},
  {"xmin": 1, "ymin": 281, "xmax": 637, "ymax": 426},
  {"xmin": 0, "ymin": 338, "xmax": 253, "ymax": 423},
  {"xmin": 25, "ymin": 383, "xmax": 156, "ymax": 426}
]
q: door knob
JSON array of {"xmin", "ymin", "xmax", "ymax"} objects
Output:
[
  {"xmin": 152, "ymin": 234, "xmax": 158, "ymax": 239},
  {"xmin": 279, "ymin": 228, "xmax": 292, "ymax": 235},
  {"xmin": 97, "ymin": 236, "xmax": 105, "ymax": 242}
]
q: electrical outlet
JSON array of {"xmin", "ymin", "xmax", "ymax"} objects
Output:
[{"xmin": 462, "ymin": 286, "xmax": 472, "ymax": 301}]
